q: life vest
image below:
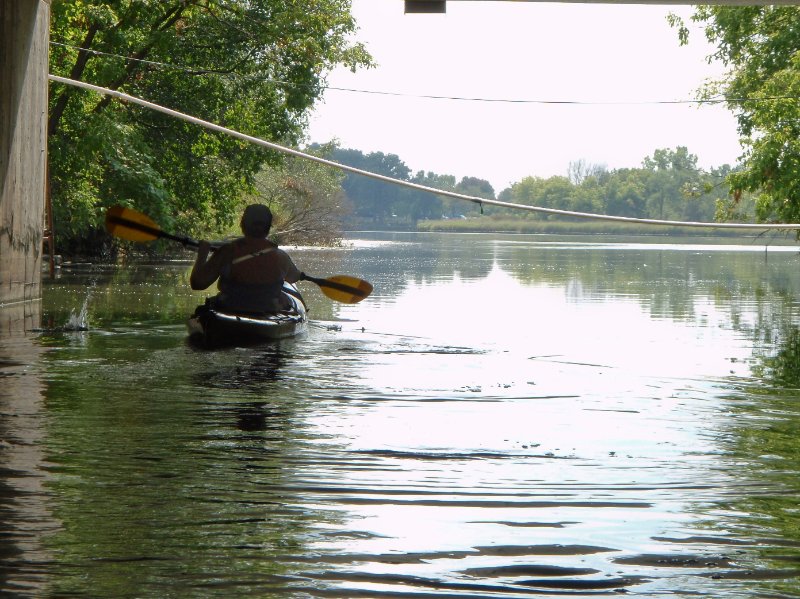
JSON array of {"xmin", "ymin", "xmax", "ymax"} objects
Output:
[{"xmin": 216, "ymin": 238, "xmax": 287, "ymax": 313}]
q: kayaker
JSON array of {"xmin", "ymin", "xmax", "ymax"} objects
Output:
[{"xmin": 190, "ymin": 203, "xmax": 302, "ymax": 313}]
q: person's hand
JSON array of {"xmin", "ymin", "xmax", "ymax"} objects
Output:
[{"xmin": 195, "ymin": 240, "xmax": 211, "ymax": 261}]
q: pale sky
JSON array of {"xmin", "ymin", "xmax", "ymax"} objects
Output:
[{"xmin": 305, "ymin": 0, "xmax": 742, "ymax": 193}]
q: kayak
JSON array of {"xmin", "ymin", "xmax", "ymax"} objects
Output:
[{"xmin": 187, "ymin": 284, "xmax": 308, "ymax": 348}]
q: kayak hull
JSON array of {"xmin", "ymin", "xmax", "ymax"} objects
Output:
[{"xmin": 187, "ymin": 285, "xmax": 307, "ymax": 348}]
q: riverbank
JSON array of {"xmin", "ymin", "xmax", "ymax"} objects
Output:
[{"xmin": 416, "ymin": 216, "xmax": 800, "ymax": 240}]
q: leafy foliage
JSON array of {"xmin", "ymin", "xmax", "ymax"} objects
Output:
[
  {"xmin": 49, "ymin": 0, "xmax": 372, "ymax": 254},
  {"xmin": 310, "ymin": 145, "xmax": 733, "ymax": 229},
  {"xmin": 496, "ymin": 147, "xmax": 726, "ymax": 224},
  {"xmin": 676, "ymin": 6, "xmax": 800, "ymax": 225},
  {"xmin": 752, "ymin": 326, "xmax": 800, "ymax": 388},
  {"xmin": 315, "ymin": 145, "xmax": 495, "ymax": 226}
]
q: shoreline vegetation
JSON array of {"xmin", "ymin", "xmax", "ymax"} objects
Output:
[
  {"xmin": 413, "ymin": 217, "xmax": 800, "ymax": 241},
  {"xmin": 51, "ymin": 220, "xmax": 797, "ymax": 267}
]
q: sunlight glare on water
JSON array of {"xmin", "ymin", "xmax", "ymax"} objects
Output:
[{"xmin": 275, "ymin": 237, "xmax": 800, "ymax": 596}]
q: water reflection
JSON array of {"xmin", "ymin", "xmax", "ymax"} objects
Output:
[
  {"xmin": 38, "ymin": 336, "xmax": 338, "ymax": 596},
  {"xmin": 0, "ymin": 332, "xmax": 54, "ymax": 597},
  {"xmin": 192, "ymin": 345, "xmax": 286, "ymax": 389},
  {"xmin": 714, "ymin": 323, "xmax": 800, "ymax": 597},
  {"xmin": 0, "ymin": 299, "xmax": 40, "ymax": 335},
  {"xmin": 1, "ymin": 233, "xmax": 799, "ymax": 597}
]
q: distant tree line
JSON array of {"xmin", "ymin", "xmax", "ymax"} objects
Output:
[
  {"xmin": 497, "ymin": 148, "xmax": 742, "ymax": 224},
  {"xmin": 313, "ymin": 144, "xmax": 748, "ymax": 228},
  {"xmin": 313, "ymin": 145, "xmax": 497, "ymax": 226}
]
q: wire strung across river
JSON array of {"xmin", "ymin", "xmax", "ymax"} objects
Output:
[
  {"xmin": 49, "ymin": 42, "xmax": 800, "ymax": 107},
  {"xmin": 49, "ymin": 74, "xmax": 800, "ymax": 232}
]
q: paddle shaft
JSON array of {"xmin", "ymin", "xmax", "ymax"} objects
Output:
[{"xmin": 106, "ymin": 213, "xmax": 199, "ymax": 248}]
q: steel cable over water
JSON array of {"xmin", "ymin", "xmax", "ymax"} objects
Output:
[{"xmin": 49, "ymin": 74, "xmax": 800, "ymax": 232}]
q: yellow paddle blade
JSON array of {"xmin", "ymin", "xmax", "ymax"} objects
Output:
[
  {"xmin": 313, "ymin": 275, "xmax": 373, "ymax": 304},
  {"xmin": 105, "ymin": 205, "xmax": 162, "ymax": 242}
]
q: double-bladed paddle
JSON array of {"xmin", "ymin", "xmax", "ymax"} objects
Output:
[{"xmin": 105, "ymin": 205, "xmax": 373, "ymax": 304}]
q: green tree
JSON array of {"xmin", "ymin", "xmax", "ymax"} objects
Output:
[
  {"xmin": 49, "ymin": 0, "xmax": 372, "ymax": 254},
  {"xmin": 450, "ymin": 176, "xmax": 494, "ymax": 217},
  {"xmin": 329, "ymin": 148, "xmax": 412, "ymax": 222},
  {"xmin": 570, "ymin": 176, "xmax": 603, "ymax": 216},
  {"xmin": 501, "ymin": 176, "xmax": 547, "ymax": 218},
  {"xmin": 499, "ymin": 175, "xmax": 572, "ymax": 219},
  {"xmin": 403, "ymin": 171, "xmax": 453, "ymax": 222},
  {"xmin": 601, "ymin": 168, "xmax": 647, "ymax": 218},
  {"xmin": 642, "ymin": 147, "xmax": 702, "ymax": 220},
  {"xmin": 538, "ymin": 176, "xmax": 575, "ymax": 218},
  {"xmin": 674, "ymin": 6, "xmax": 800, "ymax": 224}
]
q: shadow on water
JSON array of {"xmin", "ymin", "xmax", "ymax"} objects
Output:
[
  {"xmin": 191, "ymin": 345, "xmax": 286, "ymax": 390},
  {"xmin": 190, "ymin": 345, "xmax": 293, "ymax": 433}
]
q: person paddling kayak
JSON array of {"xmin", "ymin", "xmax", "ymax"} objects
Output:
[{"xmin": 190, "ymin": 203, "xmax": 302, "ymax": 313}]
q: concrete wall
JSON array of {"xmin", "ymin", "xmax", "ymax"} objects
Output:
[{"xmin": 0, "ymin": 0, "xmax": 50, "ymax": 322}]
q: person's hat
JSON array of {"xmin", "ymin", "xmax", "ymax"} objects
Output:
[{"xmin": 241, "ymin": 204, "xmax": 272, "ymax": 234}]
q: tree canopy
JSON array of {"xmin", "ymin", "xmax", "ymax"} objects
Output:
[
  {"xmin": 674, "ymin": 6, "xmax": 800, "ymax": 224},
  {"xmin": 48, "ymin": 0, "xmax": 372, "ymax": 253},
  {"xmin": 493, "ymin": 147, "xmax": 730, "ymax": 225},
  {"xmin": 313, "ymin": 145, "xmax": 733, "ymax": 230},
  {"xmin": 316, "ymin": 146, "xmax": 497, "ymax": 226}
]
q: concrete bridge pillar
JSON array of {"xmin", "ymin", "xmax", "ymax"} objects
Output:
[{"xmin": 0, "ymin": 0, "xmax": 50, "ymax": 330}]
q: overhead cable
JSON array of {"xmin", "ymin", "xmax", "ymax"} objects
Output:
[{"xmin": 49, "ymin": 42, "xmax": 799, "ymax": 106}]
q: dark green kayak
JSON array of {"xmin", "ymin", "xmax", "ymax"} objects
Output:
[{"xmin": 187, "ymin": 284, "xmax": 308, "ymax": 348}]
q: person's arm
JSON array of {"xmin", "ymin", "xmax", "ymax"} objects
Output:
[
  {"xmin": 190, "ymin": 241, "xmax": 226, "ymax": 290},
  {"xmin": 279, "ymin": 250, "xmax": 302, "ymax": 284}
]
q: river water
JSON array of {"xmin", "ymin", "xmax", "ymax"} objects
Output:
[{"xmin": 2, "ymin": 231, "xmax": 800, "ymax": 598}]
